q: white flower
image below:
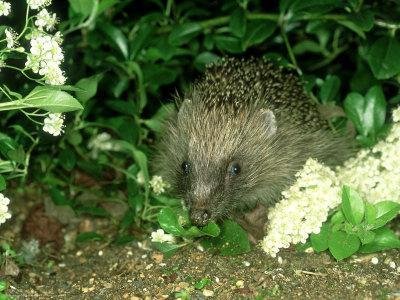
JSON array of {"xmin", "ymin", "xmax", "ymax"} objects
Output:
[
  {"xmin": 35, "ymin": 8, "xmax": 57, "ymax": 31},
  {"xmin": 43, "ymin": 113, "xmax": 65, "ymax": 136},
  {"xmin": 337, "ymin": 106, "xmax": 400, "ymax": 204},
  {"xmin": 0, "ymin": 1, "xmax": 11, "ymax": 16},
  {"xmin": 261, "ymin": 158, "xmax": 341, "ymax": 257},
  {"xmin": 87, "ymin": 132, "xmax": 119, "ymax": 158},
  {"xmin": 0, "ymin": 193, "xmax": 12, "ymax": 225},
  {"xmin": 136, "ymin": 170, "xmax": 145, "ymax": 185},
  {"xmin": 151, "ymin": 229, "xmax": 175, "ymax": 243},
  {"xmin": 150, "ymin": 175, "xmax": 171, "ymax": 195},
  {"xmin": 39, "ymin": 61, "xmax": 66, "ymax": 85},
  {"xmin": 27, "ymin": 0, "xmax": 51, "ymax": 10},
  {"xmin": 4, "ymin": 28, "xmax": 15, "ymax": 48}
]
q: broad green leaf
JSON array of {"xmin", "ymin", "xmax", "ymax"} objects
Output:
[
  {"xmin": 201, "ymin": 220, "xmax": 250, "ymax": 256},
  {"xmin": 364, "ymin": 202, "xmax": 376, "ymax": 225},
  {"xmin": 0, "ymin": 175, "xmax": 5, "ymax": 191},
  {"xmin": 365, "ymin": 36, "xmax": 400, "ymax": 79},
  {"xmin": 129, "ymin": 24, "xmax": 154, "ymax": 60},
  {"xmin": 200, "ymin": 222, "xmax": 220, "ymax": 237},
  {"xmin": 168, "ymin": 23, "xmax": 202, "ymax": 46},
  {"xmin": 319, "ymin": 75, "xmax": 341, "ymax": 103},
  {"xmin": 359, "ymin": 227, "xmax": 400, "ymax": 253},
  {"xmin": 157, "ymin": 207, "xmax": 185, "ymax": 236},
  {"xmin": 370, "ymin": 201, "xmax": 400, "ymax": 229},
  {"xmin": 24, "ymin": 86, "xmax": 83, "ymax": 113},
  {"xmin": 194, "ymin": 278, "xmax": 212, "ymax": 289},
  {"xmin": 69, "ymin": 0, "xmax": 95, "ymax": 17},
  {"xmin": 242, "ymin": 20, "xmax": 276, "ymax": 49},
  {"xmin": 341, "ymin": 186, "xmax": 365, "ymax": 225},
  {"xmin": 7, "ymin": 145, "xmax": 25, "ymax": 165},
  {"xmin": 213, "ymin": 35, "xmax": 243, "ymax": 54},
  {"xmin": 328, "ymin": 231, "xmax": 360, "ymax": 261},
  {"xmin": 344, "ymin": 85, "xmax": 386, "ymax": 139},
  {"xmin": 194, "ymin": 52, "xmax": 220, "ymax": 71},
  {"xmin": 101, "ymin": 24, "xmax": 129, "ymax": 59},
  {"xmin": 310, "ymin": 223, "xmax": 330, "ymax": 252},
  {"xmin": 58, "ymin": 148, "xmax": 76, "ymax": 171},
  {"xmin": 330, "ymin": 210, "xmax": 345, "ymax": 225},
  {"xmin": 76, "ymin": 232, "xmax": 105, "ymax": 243},
  {"xmin": 0, "ymin": 280, "xmax": 6, "ymax": 292},
  {"xmin": 154, "ymin": 242, "xmax": 181, "ymax": 258},
  {"xmin": 357, "ymin": 229, "xmax": 375, "ymax": 245},
  {"xmin": 229, "ymin": 8, "xmax": 247, "ymax": 38},
  {"xmin": 75, "ymin": 74, "xmax": 103, "ymax": 102}
]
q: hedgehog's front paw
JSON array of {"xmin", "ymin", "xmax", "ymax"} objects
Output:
[{"xmin": 233, "ymin": 203, "xmax": 267, "ymax": 244}]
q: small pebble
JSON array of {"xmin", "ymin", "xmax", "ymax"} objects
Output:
[
  {"xmin": 236, "ymin": 280, "xmax": 244, "ymax": 288},
  {"xmin": 389, "ymin": 261, "xmax": 396, "ymax": 269},
  {"xmin": 98, "ymin": 250, "xmax": 103, "ymax": 256},
  {"xmin": 203, "ymin": 289, "xmax": 214, "ymax": 297},
  {"xmin": 243, "ymin": 261, "xmax": 250, "ymax": 267},
  {"xmin": 277, "ymin": 256, "xmax": 283, "ymax": 264},
  {"xmin": 127, "ymin": 251, "xmax": 133, "ymax": 256},
  {"xmin": 145, "ymin": 263, "xmax": 153, "ymax": 270},
  {"xmin": 215, "ymin": 277, "xmax": 220, "ymax": 283},
  {"xmin": 371, "ymin": 257, "xmax": 379, "ymax": 265},
  {"xmin": 76, "ymin": 250, "xmax": 83, "ymax": 256},
  {"xmin": 89, "ymin": 278, "xmax": 94, "ymax": 284},
  {"xmin": 196, "ymin": 244, "xmax": 205, "ymax": 252},
  {"xmin": 141, "ymin": 254, "xmax": 148, "ymax": 259},
  {"xmin": 58, "ymin": 263, "xmax": 66, "ymax": 268}
]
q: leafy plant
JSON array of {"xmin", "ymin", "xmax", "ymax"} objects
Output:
[{"xmin": 310, "ymin": 186, "xmax": 400, "ymax": 260}]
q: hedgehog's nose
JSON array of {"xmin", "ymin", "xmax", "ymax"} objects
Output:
[{"xmin": 190, "ymin": 208, "xmax": 211, "ymax": 226}]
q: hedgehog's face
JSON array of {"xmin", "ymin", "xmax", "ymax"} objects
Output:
[{"xmin": 172, "ymin": 101, "xmax": 277, "ymax": 227}]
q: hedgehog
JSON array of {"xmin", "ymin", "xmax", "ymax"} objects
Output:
[{"xmin": 153, "ymin": 58, "xmax": 353, "ymax": 241}]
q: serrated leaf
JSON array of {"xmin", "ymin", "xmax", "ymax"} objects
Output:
[
  {"xmin": 370, "ymin": 201, "xmax": 400, "ymax": 229},
  {"xmin": 359, "ymin": 227, "xmax": 400, "ymax": 253},
  {"xmin": 328, "ymin": 231, "xmax": 360, "ymax": 261},
  {"xmin": 24, "ymin": 86, "xmax": 83, "ymax": 113},
  {"xmin": 310, "ymin": 223, "xmax": 330, "ymax": 252},
  {"xmin": 366, "ymin": 36, "xmax": 400, "ymax": 80},
  {"xmin": 341, "ymin": 186, "xmax": 365, "ymax": 225}
]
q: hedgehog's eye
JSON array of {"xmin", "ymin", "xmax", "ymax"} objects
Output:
[
  {"xmin": 181, "ymin": 161, "xmax": 190, "ymax": 175},
  {"xmin": 229, "ymin": 162, "xmax": 241, "ymax": 176}
]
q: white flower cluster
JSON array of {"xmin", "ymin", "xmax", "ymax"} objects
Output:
[
  {"xmin": 150, "ymin": 175, "xmax": 171, "ymax": 195},
  {"xmin": 43, "ymin": 113, "xmax": 64, "ymax": 136},
  {"xmin": 4, "ymin": 28, "xmax": 16, "ymax": 49},
  {"xmin": 0, "ymin": 193, "xmax": 11, "ymax": 225},
  {"xmin": 337, "ymin": 106, "xmax": 400, "ymax": 204},
  {"xmin": 151, "ymin": 229, "xmax": 175, "ymax": 243},
  {"xmin": 261, "ymin": 159, "xmax": 341, "ymax": 257},
  {"xmin": 88, "ymin": 132, "xmax": 121, "ymax": 159},
  {"xmin": 0, "ymin": 0, "xmax": 10, "ymax": 16},
  {"xmin": 27, "ymin": 0, "xmax": 51, "ymax": 10},
  {"xmin": 35, "ymin": 8, "xmax": 57, "ymax": 31},
  {"xmin": 25, "ymin": 31, "xmax": 65, "ymax": 85}
]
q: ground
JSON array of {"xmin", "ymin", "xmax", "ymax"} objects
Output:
[{"xmin": 0, "ymin": 189, "xmax": 399, "ymax": 299}]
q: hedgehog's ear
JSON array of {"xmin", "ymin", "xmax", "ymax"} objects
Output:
[
  {"xmin": 260, "ymin": 109, "xmax": 277, "ymax": 135},
  {"xmin": 178, "ymin": 99, "xmax": 191, "ymax": 122}
]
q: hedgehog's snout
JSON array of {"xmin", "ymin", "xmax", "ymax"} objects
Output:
[{"xmin": 190, "ymin": 208, "xmax": 211, "ymax": 226}]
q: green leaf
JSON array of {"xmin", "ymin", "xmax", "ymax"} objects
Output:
[
  {"xmin": 289, "ymin": 0, "xmax": 343, "ymax": 15},
  {"xmin": 106, "ymin": 100, "xmax": 137, "ymax": 117},
  {"xmin": 69, "ymin": 0, "xmax": 95, "ymax": 17},
  {"xmin": 193, "ymin": 52, "xmax": 220, "ymax": 72},
  {"xmin": 344, "ymin": 85, "xmax": 386, "ymax": 139},
  {"xmin": 310, "ymin": 223, "xmax": 330, "ymax": 252},
  {"xmin": 75, "ymin": 74, "xmax": 103, "ymax": 102},
  {"xmin": 359, "ymin": 227, "xmax": 400, "ymax": 253},
  {"xmin": 364, "ymin": 202, "xmax": 376, "ymax": 225},
  {"xmin": 319, "ymin": 75, "xmax": 341, "ymax": 103},
  {"xmin": 242, "ymin": 20, "xmax": 276, "ymax": 49},
  {"xmin": 154, "ymin": 242, "xmax": 181, "ymax": 258},
  {"xmin": 213, "ymin": 35, "xmax": 243, "ymax": 54},
  {"xmin": 143, "ymin": 104, "xmax": 175, "ymax": 134},
  {"xmin": 114, "ymin": 235, "xmax": 136, "ymax": 246},
  {"xmin": 76, "ymin": 232, "xmax": 105, "ymax": 243},
  {"xmin": 370, "ymin": 201, "xmax": 400, "ymax": 229},
  {"xmin": 58, "ymin": 148, "xmax": 76, "ymax": 171},
  {"xmin": 200, "ymin": 222, "xmax": 220, "ymax": 237},
  {"xmin": 0, "ymin": 175, "xmax": 6, "ymax": 191},
  {"xmin": 0, "ymin": 280, "xmax": 6, "ymax": 292},
  {"xmin": 201, "ymin": 220, "xmax": 250, "ymax": 256},
  {"xmin": 330, "ymin": 210, "xmax": 345, "ymax": 225},
  {"xmin": 24, "ymin": 86, "xmax": 83, "ymax": 113},
  {"xmin": 101, "ymin": 24, "xmax": 129, "ymax": 59},
  {"xmin": 341, "ymin": 186, "xmax": 365, "ymax": 225},
  {"xmin": 365, "ymin": 36, "xmax": 400, "ymax": 80},
  {"xmin": 328, "ymin": 231, "xmax": 360, "ymax": 261},
  {"xmin": 230, "ymin": 8, "xmax": 247, "ymax": 38},
  {"xmin": 194, "ymin": 278, "xmax": 212, "ymax": 289},
  {"xmin": 357, "ymin": 229, "xmax": 375, "ymax": 245},
  {"xmin": 168, "ymin": 23, "xmax": 202, "ymax": 46},
  {"xmin": 157, "ymin": 207, "xmax": 185, "ymax": 237}
]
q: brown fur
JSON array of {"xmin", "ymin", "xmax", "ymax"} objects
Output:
[{"xmin": 153, "ymin": 58, "xmax": 353, "ymax": 226}]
